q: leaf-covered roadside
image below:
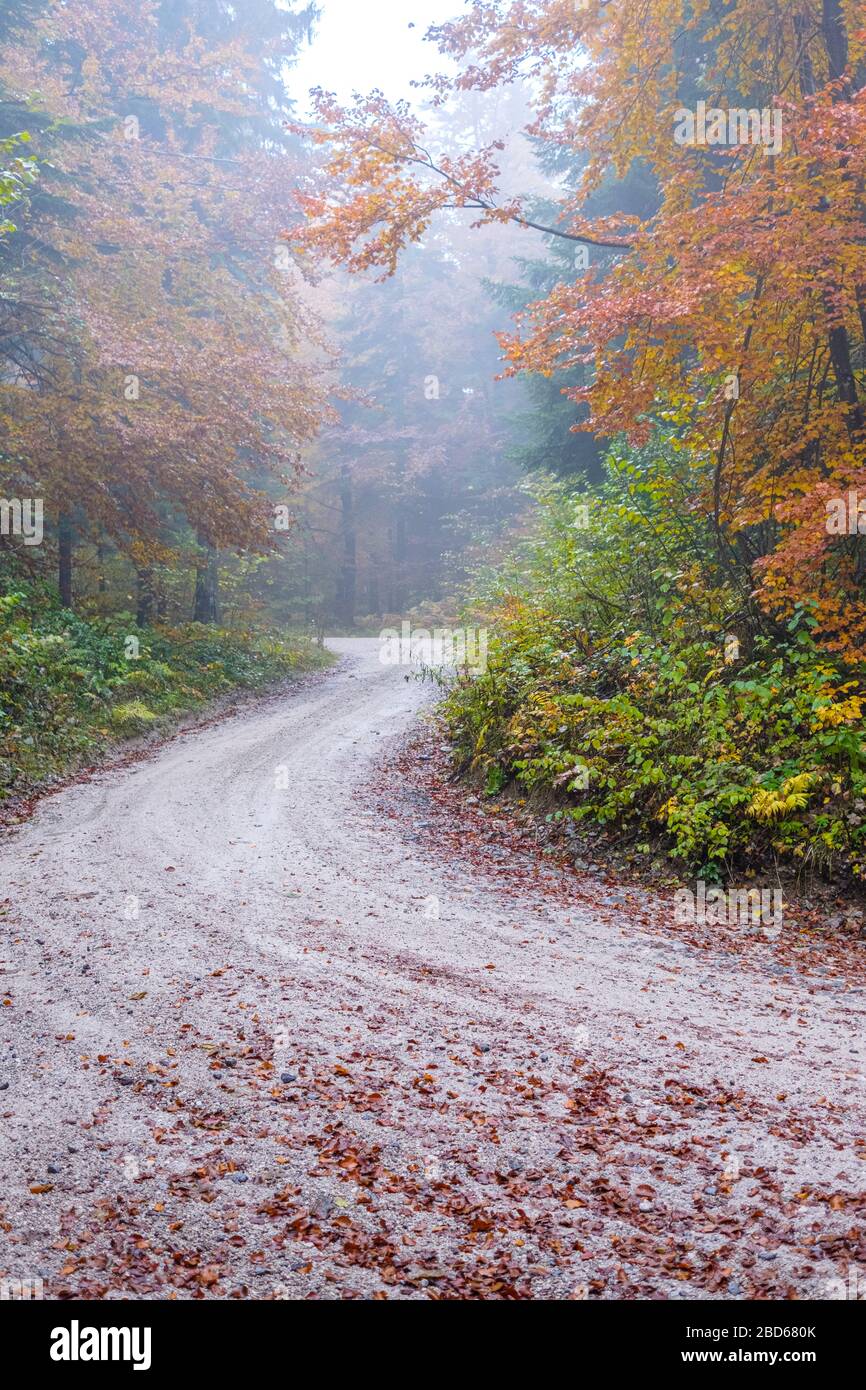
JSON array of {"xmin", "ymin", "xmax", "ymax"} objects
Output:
[
  {"xmin": 0, "ymin": 581, "xmax": 331, "ymax": 801},
  {"xmin": 442, "ymin": 439, "xmax": 866, "ymax": 887}
]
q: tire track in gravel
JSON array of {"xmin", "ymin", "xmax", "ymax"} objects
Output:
[{"xmin": 1, "ymin": 638, "xmax": 865, "ymax": 1300}]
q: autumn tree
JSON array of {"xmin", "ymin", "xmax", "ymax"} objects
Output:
[
  {"xmin": 288, "ymin": 0, "xmax": 866, "ymax": 662},
  {"xmin": 0, "ymin": 0, "xmax": 327, "ymax": 617}
]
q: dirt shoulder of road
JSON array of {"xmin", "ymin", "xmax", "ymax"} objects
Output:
[{"xmin": 374, "ymin": 715, "xmax": 866, "ymax": 974}]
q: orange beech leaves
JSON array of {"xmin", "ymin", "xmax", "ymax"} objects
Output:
[
  {"xmin": 1, "ymin": 0, "xmax": 330, "ymax": 566},
  {"xmin": 289, "ymin": 1, "xmax": 866, "ymax": 662}
]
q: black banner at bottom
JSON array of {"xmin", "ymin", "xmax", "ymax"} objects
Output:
[{"xmin": 1, "ymin": 1296, "xmax": 858, "ymax": 1377}]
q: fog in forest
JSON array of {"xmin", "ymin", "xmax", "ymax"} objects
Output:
[{"xmin": 1, "ymin": 0, "xmax": 568, "ymax": 635}]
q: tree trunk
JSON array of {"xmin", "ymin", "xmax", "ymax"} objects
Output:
[
  {"xmin": 822, "ymin": 0, "xmax": 848, "ymax": 83},
  {"xmin": 811, "ymin": 2, "xmax": 864, "ymax": 438},
  {"xmin": 794, "ymin": 12, "xmax": 815, "ymax": 94},
  {"xmin": 58, "ymin": 511, "xmax": 73, "ymax": 608},
  {"xmin": 827, "ymin": 323, "xmax": 865, "ymax": 438},
  {"xmin": 193, "ymin": 539, "xmax": 220, "ymax": 624},
  {"xmin": 390, "ymin": 508, "xmax": 407, "ymax": 613},
  {"xmin": 335, "ymin": 465, "xmax": 356, "ymax": 628},
  {"xmin": 367, "ymin": 562, "xmax": 380, "ymax": 618},
  {"xmin": 97, "ymin": 540, "xmax": 107, "ymax": 594},
  {"xmin": 136, "ymin": 567, "xmax": 155, "ymax": 626}
]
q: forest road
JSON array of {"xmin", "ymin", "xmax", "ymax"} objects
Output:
[{"xmin": 1, "ymin": 637, "xmax": 865, "ymax": 1300}]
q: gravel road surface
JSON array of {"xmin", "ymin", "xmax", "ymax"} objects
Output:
[{"xmin": 1, "ymin": 639, "xmax": 864, "ymax": 1300}]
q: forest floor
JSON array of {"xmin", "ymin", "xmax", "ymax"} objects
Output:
[{"xmin": 1, "ymin": 638, "xmax": 865, "ymax": 1300}]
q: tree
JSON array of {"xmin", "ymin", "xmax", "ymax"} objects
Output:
[
  {"xmin": 0, "ymin": 0, "xmax": 327, "ymax": 615},
  {"xmin": 288, "ymin": 1, "xmax": 866, "ymax": 663}
]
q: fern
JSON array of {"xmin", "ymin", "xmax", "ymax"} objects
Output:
[{"xmin": 748, "ymin": 773, "xmax": 816, "ymax": 822}]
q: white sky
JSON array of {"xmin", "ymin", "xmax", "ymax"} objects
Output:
[{"xmin": 289, "ymin": 0, "xmax": 461, "ymax": 113}]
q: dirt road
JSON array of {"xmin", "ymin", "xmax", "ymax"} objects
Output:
[{"xmin": 1, "ymin": 638, "xmax": 864, "ymax": 1299}]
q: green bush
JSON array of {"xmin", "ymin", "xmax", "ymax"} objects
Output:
[
  {"xmin": 0, "ymin": 582, "xmax": 332, "ymax": 798},
  {"xmin": 441, "ymin": 442, "xmax": 866, "ymax": 883}
]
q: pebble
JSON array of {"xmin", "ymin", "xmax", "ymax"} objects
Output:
[{"xmin": 281, "ymin": 1072, "xmax": 297, "ymax": 1084}]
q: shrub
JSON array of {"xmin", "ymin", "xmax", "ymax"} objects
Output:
[
  {"xmin": 441, "ymin": 442, "xmax": 866, "ymax": 883},
  {"xmin": 0, "ymin": 580, "xmax": 331, "ymax": 798}
]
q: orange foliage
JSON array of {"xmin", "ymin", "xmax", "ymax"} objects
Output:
[{"xmin": 289, "ymin": 1, "xmax": 866, "ymax": 663}]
